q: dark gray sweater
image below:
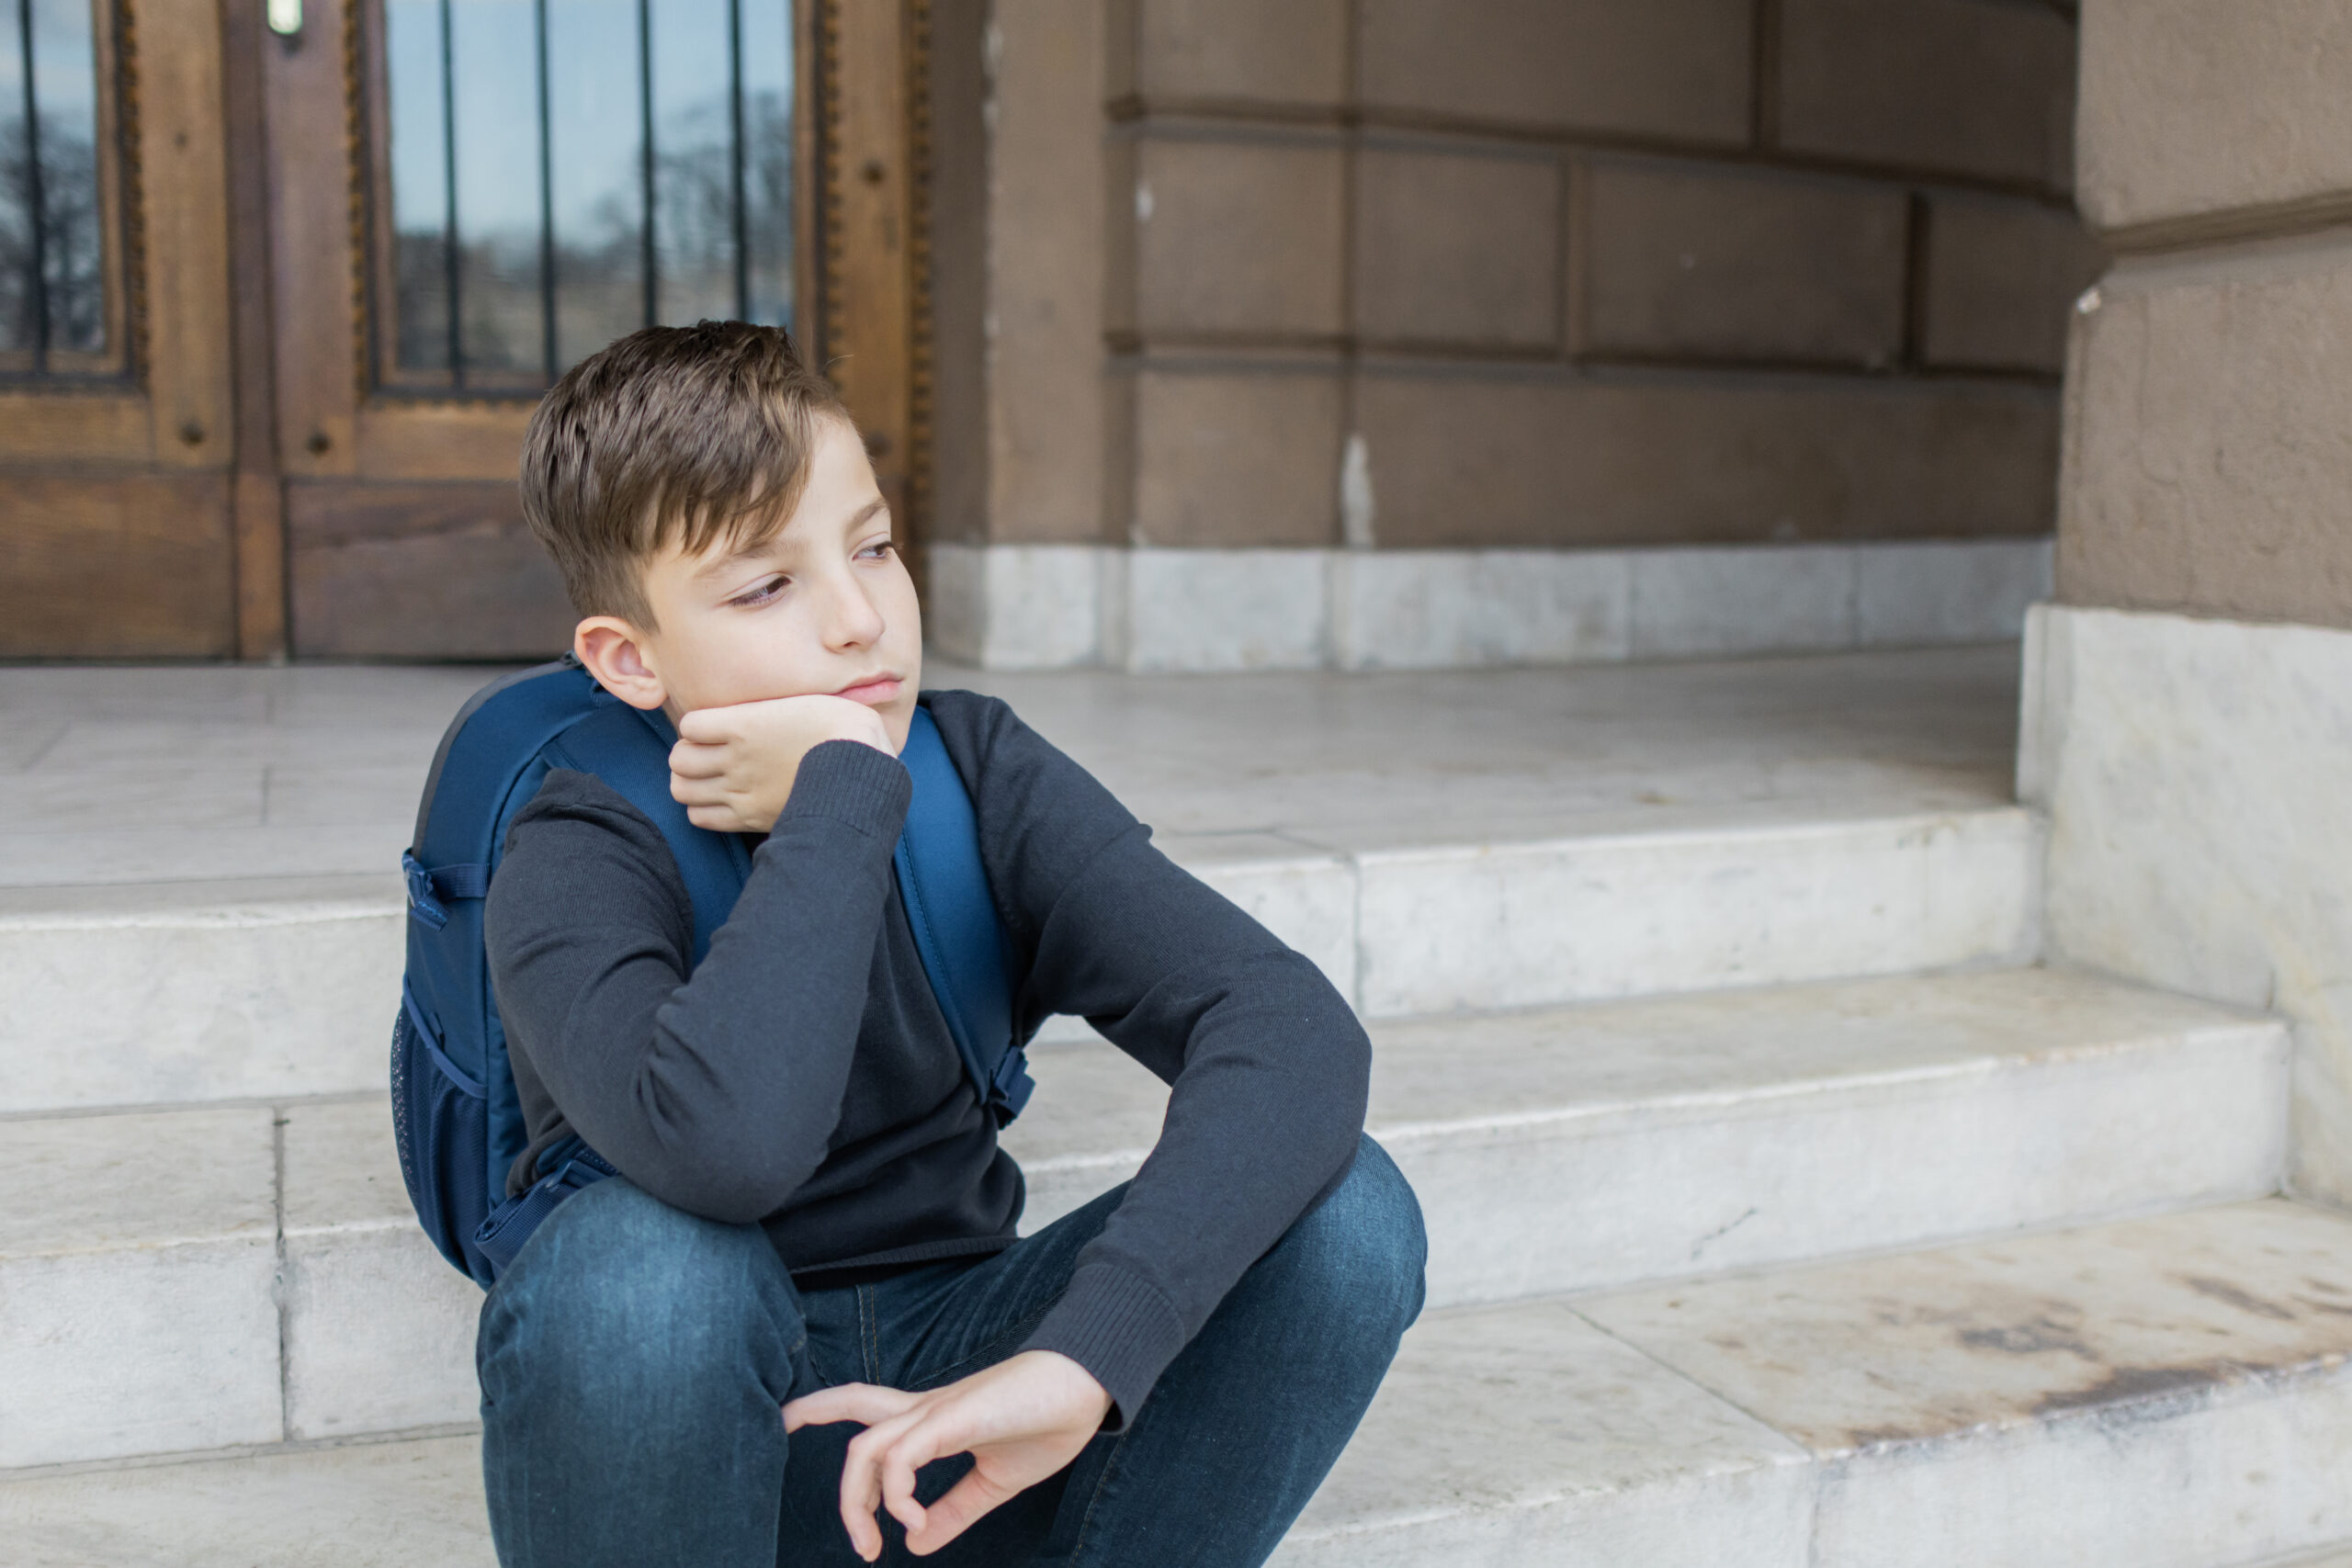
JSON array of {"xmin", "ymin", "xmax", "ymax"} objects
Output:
[{"xmin": 481, "ymin": 688, "xmax": 1371, "ymax": 1420}]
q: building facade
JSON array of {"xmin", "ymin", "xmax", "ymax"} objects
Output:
[{"xmin": 0, "ymin": 0, "xmax": 2093, "ymax": 664}]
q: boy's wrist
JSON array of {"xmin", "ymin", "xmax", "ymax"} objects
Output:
[{"xmin": 768, "ymin": 738, "xmax": 912, "ymax": 841}]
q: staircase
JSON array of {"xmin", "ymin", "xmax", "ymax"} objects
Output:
[{"xmin": 4, "ymin": 649, "xmax": 2349, "ymax": 1568}]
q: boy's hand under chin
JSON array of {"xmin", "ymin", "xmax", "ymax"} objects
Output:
[{"xmin": 669, "ymin": 694, "xmax": 896, "ymax": 834}]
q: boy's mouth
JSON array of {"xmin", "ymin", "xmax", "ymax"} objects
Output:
[{"xmin": 831, "ymin": 674, "xmax": 903, "ymax": 706}]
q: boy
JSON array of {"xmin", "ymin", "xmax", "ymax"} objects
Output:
[{"xmin": 478, "ymin": 320, "xmax": 1425, "ymax": 1567}]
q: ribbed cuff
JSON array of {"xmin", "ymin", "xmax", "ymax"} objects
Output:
[
  {"xmin": 772, "ymin": 739, "xmax": 910, "ymax": 840},
  {"xmin": 1019, "ymin": 1262, "xmax": 1188, "ymax": 1431}
]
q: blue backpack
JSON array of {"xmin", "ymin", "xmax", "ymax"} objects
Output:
[{"xmin": 390, "ymin": 658, "xmax": 1035, "ymax": 1287}]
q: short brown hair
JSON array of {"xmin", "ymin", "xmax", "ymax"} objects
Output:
[{"xmin": 519, "ymin": 320, "xmax": 848, "ymax": 627}]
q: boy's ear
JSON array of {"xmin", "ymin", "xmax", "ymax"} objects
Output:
[{"xmin": 574, "ymin": 616, "xmax": 668, "ymax": 712}]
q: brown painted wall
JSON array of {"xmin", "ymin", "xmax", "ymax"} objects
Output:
[
  {"xmin": 2059, "ymin": 0, "xmax": 2352, "ymax": 631},
  {"xmin": 936, "ymin": 0, "xmax": 2098, "ymax": 552}
]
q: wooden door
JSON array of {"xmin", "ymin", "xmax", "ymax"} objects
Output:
[
  {"xmin": 0, "ymin": 0, "xmax": 929, "ymax": 661},
  {"xmin": 0, "ymin": 0, "xmax": 241, "ymax": 658},
  {"xmin": 261, "ymin": 0, "xmax": 930, "ymax": 659}
]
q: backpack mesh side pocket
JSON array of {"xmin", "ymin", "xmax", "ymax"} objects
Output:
[{"xmin": 390, "ymin": 991, "xmax": 489, "ymax": 1280}]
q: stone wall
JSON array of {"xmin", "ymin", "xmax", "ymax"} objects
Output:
[
  {"xmin": 929, "ymin": 0, "xmax": 2097, "ymax": 667},
  {"xmin": 2030, "ymin": 0, "xmax": 2352, "ymax": 1209},
  {"xmin": 2060, "ymin": 0, "xmax": 2352, "ymax": 630}
]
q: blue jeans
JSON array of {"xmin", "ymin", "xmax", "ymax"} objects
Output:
[{"xmin": 477, "ymin": 1135, "xmax": 1426, "ymax": 1567}]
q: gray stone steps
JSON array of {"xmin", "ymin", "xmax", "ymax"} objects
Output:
[
  {"xmin": 8, "ymin": 1200, "xmax": 2349, "ymax": 1568},
  {"xmin": 0, "ymin": 965, "xmax": 2283, "ymax": 1470},
  {"xmin": 0, "ymin": 801, "xmax": 2038, "ymax": 1115}
]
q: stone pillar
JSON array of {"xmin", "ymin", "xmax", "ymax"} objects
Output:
[{"xmin": 2023, "ymin": 0, "xmax": 2352, "ymax": 1206}]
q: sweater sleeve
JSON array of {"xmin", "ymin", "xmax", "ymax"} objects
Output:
[
  {"xmin": 925, "ymin": 693, "xmax": 1373, "ymax": 1425},
  {"xmin": 484, "ymin": 739, "xmax": 912, "ymax": 1223}
]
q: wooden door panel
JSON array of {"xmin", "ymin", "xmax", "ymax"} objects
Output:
[
  {"xmin": 0, "ymin": 0, "xmax": 238, "ymax": 658},
  {"xmin": 286, "ymin": 479, "xmax": 573, "ymax": 657},
  {"xmin": 0, "ymin": 474, "xmax": 232, "ymax": 658}
]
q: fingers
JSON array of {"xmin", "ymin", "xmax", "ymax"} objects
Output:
[
  {"xmin": 838, "ymin": 1407, "xmax": 927, "ymax": 1563},
  {"xmin": 904, "ymin": 1463, "xmax": 1017, "ymax": 1557},
  {"xmin": 673, "ymin": 707, "xmax": 735, "ymax": 744},
  {"xmin": 879, "ymin": 1422, "xmax": 934, "ymax": 1537},
  {"xmin": 784, "ymin": 1382, "xmax": 921, "ymax": 1433},
  {"xmin": 668, "ymin": 739, "xmax": 729, "ymax": 780}
]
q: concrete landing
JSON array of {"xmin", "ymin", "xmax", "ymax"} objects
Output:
[{"xmin": 0, "ymin": 645, "xmax": 2020, "ymax": 890}]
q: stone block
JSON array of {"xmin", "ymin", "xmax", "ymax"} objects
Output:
[
  {"xmin": 1351, "ymin": 368, "xmax": 2058, "ymax": 550},
  {"xmin": 0, "ymin": 1436, "xmax": 498, "ymax": 1568},
  {"xmin": 2078, "ymin": 0, "xmax": 2352, "ymax": 233},
  {"xmin": 0, "ymin": 1108, "xmax": 283, "ymax": 1466},
  {"xmin": 1630, "ymin": 546, "xmax": 1858, "ymax": 658},
  {"xmin": 1776, "ymin": 0, "xmax": 2075, "ymax": 190},
  {"xmin": 926, "ymin": 542, "xmax": 1116, "ymax": 669},
  {"xmin": 2059, "ymin": 236, "xmax": 2352, "ymax": 629},
  {"xmin": 1123, "ymin": 547, "xmax": 1330, "ymax": 671},
  {"xmin": 1331, "ymin": 548, "xmax": 1632, "ymax": 670},
  {"xmin": 1278, "ymin": 1303, "xmax": 1815, "ymax": 1567},
  {"xmin": 1126, "ymin": 135, "xmax": 1346, "ymax": 339},
  {"xmin": 984, "ymin": 0, "xmax": 1108, "ymax": 544},
  {"xmin": 2022, "ymin": 604, "xmax": 2352, "ymax": 1207},
  {"xmin": 1587, "ymin": 1201, "xmax": 2352, "ymax": 1568},
  {"xmin": 1342, "ymin": 806, "xmax": 2039, "ymax": 1017},
  {"xmin": 1583, "ymin": 162, "xmax": 1908, "ymax": 367},
  {"xmin": 1018, "ymin": 965, "xmax": 2289, "ymax": 1309},
  {"xmin": 1357, "ymin": 0, "xmax": 1753, "ymax": 144},
  {"xmin": 1921, "ymin": 195, "xmax": 2106, "ymax": 373},
  {"xmin": 1118, "ymin": 0, "xmax": 1347, "ymax": 106},
  {"xmin": 0, "ymin": 879, "xmax": 403, "ymax": 1113},
  {"xmin": 1854, "ymin": 538, "xmax": 2053, "ymax": 647},
  {"xmin": 1128, "ymin": 365, "xmax": 1341, "ymax": 547},
  {"xmin": 1379, "ymin": 969, "xmax": 2283, "ymax": 1308},
  {"xmin": 1353, "ymin": 146, "xmax": 1561, "ymax": 349},
  {"xmin": 281, "ymin": 1100, "xmax": 482, "ymax": 1440}
]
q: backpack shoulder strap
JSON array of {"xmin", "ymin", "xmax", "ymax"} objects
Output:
[
  {"xmin": 896, "ymin": 705, "xmax": 1033, "ymax": 1125},
  {"xmin": 548, "ymin": 701, "xmax": 755, "ymax": 967}
]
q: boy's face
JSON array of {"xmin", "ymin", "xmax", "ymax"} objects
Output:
[{"xmin": 577, "ymin": 412, "xmax": 923, "ymax": 750}]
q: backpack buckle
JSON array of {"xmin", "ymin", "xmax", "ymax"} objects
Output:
[{"xmin": 402, "ymin": 852, "xmax": 450, "ymax": 930}]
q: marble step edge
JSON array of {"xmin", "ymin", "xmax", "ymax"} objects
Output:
[
  {"xmin": 0, "ymin": 803, "xmax": 2041, "ymax": 1114},
  {"xmin": 1, "ymin": 966, "xmax": 2284, "ymax": 1262},
  {"xmin": 1277, "ymin": 1198, "xmax": 2352, "ymax": 1568},
  {"xmin": 0, "ymin": 1422, "xmax": 481, "ymax": 1486},
  {"xmin": 0, "ymin": 967, "xmax": 2295, "ymax": 1469},
  {"xmin": 7, "ymin": 1201, "xmax": 2352, "ymax": 1568}
]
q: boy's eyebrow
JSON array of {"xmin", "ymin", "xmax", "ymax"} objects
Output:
[{"xmin": 691, "ymin": 498, "xmax": 890, "ymax": 583}]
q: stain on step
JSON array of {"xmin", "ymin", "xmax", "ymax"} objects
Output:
[
  {"xmin": 2179, "ymin": 1274, "xmax": 2299, "ymax": 1322},
  {"xmin": 2033, "ymin": 1362, "xmax": 2234, "ymax": 1417},
  {"xmin": 1958, "ymin": 1314, "xmax": 2095, "ymax": 1359}
]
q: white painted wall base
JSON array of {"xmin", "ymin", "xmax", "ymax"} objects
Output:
[
  {"xmin": 2020, "ymin": 603, "xmax": 2352, "ymax": 1208},
  {"xmin": 927, "ymin": 538, "xmax": 2053, "ymax": 671}
]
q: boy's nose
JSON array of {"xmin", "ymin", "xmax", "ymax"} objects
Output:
[{"xmin": 819, "ymin": 575, "xmax": 887, "ymax": 650}]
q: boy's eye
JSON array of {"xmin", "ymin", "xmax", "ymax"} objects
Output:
[
  {"xmin": 732, "ymin": 576, "xmax": 787, "ymax": 606},
  {"xmin": 858, "ymin": 539, "xmax": 896, "ymax": 560}
]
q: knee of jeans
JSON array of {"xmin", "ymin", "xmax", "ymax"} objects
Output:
[
  {"xmin": 1278, "ymin": 1134, "xmax": 1428, "ymax": 1331},
  {"xmin": 480, "ymin": 1179, "xmax": 799, "ymax": 1396}
]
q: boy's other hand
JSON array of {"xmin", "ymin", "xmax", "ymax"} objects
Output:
[
  {"xmin": 783, "ymin": 1349, "xmax": 1114, "ymax": 1561},
  {"xmin": 671, "ymin": 694, "xmax": 893, "ymax": 834}
]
